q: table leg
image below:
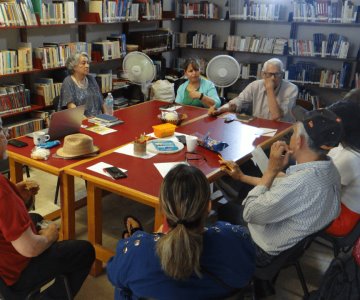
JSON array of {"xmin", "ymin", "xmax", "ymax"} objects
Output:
[
  {"xmin": 9, "ymin": 158, "xmax": 23, "ymax": 183},
  {"xmin": 87, "ymin": 182, "xmax": 103, "ymax": 276},
  {"xmin": 60, "ymin": 172, "xmax": 75, "ymax": 240},
  {"xmin": 154, "ymin": 205, "xmax": 162, "ymax": 232}
]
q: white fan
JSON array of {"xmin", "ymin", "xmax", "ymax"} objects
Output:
[
  {"xmin": 206, "ymin": 55, "xmax": 240, "ymax": 97},
  {"xmin": 122, "ymin": 51, "xmax": 156, "ymax": 100}
]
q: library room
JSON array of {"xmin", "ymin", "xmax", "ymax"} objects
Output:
[{"xmin": 1, "ymin": 0, "xmax": 360, "ymax": 299}]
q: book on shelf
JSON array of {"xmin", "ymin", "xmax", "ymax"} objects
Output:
[
  {"xmin": 7, "ymin": 118, "xmax": 44, "ymax": 138},
  {"xmin": 0, "ymin": 83, "xmax": 31, "ymax": 114},
  {"xmin": 92, "ymin": 40, "xmax": 121, "ymax": 61}
]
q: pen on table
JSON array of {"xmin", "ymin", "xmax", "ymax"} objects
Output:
[{"xmin": 218, "ymin": 154, "xmax": 234, "ymax": 172}]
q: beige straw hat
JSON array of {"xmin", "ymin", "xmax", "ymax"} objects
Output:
[{"xmin": 56, "ymin": 133, "xmax": 99, "ymax": 158}]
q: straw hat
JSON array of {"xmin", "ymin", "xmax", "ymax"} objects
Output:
[{"xmin": 56, "ymin": 134, "xmax": 99, "ymax": 158}]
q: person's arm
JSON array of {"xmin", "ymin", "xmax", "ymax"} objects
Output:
[
  {"xmin": 264, "ymin": 78, "xmax": 283, "ymax": 121},
  {"xmin": 11, "ymin": 224, "xmax": 59, "ymax": 257},
  {"xmin": 59, "ymin": 77, "xmax": 76, "ymax": 109},
  {"xmin": 219, "ymin": 160, "xmax": 261, "ymax": 186},
  {"xmin": 175, "ymin": 82, "xmax": 186, "ymax": 104},
  {"xmin": 15, "ymin": 180, "xmax": 39, "ymax": 211}
]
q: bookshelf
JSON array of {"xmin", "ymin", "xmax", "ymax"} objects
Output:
[
  {"xmin": 0, "ymin": 0, "xmax": 174, "ymax": 138},
  {"xmin": 174, "ymin": 0, "xmax": 360, "ymax": 107}
]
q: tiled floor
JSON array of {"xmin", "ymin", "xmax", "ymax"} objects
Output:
[{"xmin": 29, "ymin": 167, "xmax": 334, "ymax": 300}]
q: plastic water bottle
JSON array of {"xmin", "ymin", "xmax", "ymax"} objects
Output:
[{"xmin": 104, "ymin": 93, "xmax": 114, "ymax": 116}]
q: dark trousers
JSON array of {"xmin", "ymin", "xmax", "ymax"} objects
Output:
[{"xmin": 9, "ymin": 214, "xmax": 95, "ymax": 299}]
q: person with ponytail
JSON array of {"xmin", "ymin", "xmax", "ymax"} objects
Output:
[{"xmin": 107, "ymin": 164, "xmax": 255, "ymax": 300}]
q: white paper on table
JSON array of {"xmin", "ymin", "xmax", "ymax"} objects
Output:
[
  {"xmin": 154, "ymin": 162, "xmax": 188, "ymax": 178},
  {"xmin": 256, "ymin": 127, "xmax": 278, "ymax": 137},
  {"xmin": 87, "ymin": 162, "xmax": 127, "ymax": 178},
  {"xmin": 251, "ymin": 146, "xmax": 269, "ymax": 175},
  {"xmin": 86, "ymin": 125, "xmax": 117, "ymax": 135},
  {"xmin": 159, "ymin": 105, "xmax": 182, "ymax": 112},
  {"xmin": 114, "ymin": 143, "xmax": 157, "ymax": 159}
]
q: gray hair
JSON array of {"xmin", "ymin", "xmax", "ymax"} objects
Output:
[
  {"xmin": 65, "ymin": 52, "xmax": 89, "ymax": 74},
  {"xmin": 156, "ymin": 164, "xmax": 210, "ymax": 280},
  {"xmin": 262, "ymin": 58, "xmax": 284, "ymax": 73},
  {"xmin": 296, "ymin": 122, "xmax": 328, "ymax": 156}
]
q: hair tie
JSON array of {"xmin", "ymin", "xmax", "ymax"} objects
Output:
[{"xmin": 176, "ymin": 219, "xmax": 186, "ymax": 225}]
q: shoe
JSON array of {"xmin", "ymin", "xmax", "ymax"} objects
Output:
[{"xmin": 123, "ymin": 215, "xmax": 143, "ymax": 236}]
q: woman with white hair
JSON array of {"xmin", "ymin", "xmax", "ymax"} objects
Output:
[{"xmin": 59, "ymin": 52, "xmax": 103, "ymax": 117}]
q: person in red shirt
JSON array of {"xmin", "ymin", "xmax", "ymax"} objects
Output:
[{"xmin": 0, "ymin": 118, "xmax": 95, "ymax": 299}]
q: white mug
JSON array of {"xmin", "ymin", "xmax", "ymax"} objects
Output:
[
  {"xmin": 185, "ymin": 135, "xmax": 198, "ymax": 152},
  {"xmin": 33, "ymin": 132, "xmax": 50, "ymax": 146}
]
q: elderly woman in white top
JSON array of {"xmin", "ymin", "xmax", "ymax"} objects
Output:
[{"xmin": 59, "ymin": 52, "xmax": 103, "ymax": 117}]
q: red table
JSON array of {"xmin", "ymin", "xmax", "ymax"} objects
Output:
[
  {"xmin": 65, "ymin": 114, "xmax": 292, "ymax": 275},
  {"xmin": 6, "ymin": 101, "xmax": 209, "ymax": 240}
]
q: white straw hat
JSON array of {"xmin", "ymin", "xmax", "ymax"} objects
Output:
[{"xmin": 56, "ymin": 133, "xmax": 99, "ymax": 158}]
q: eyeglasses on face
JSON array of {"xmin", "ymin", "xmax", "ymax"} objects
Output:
[
  {"xmin": 263, "ymin": 72, "xmax": 283, "ymax": 78},
  {"xmin": 185, "ymin": 152, "xmax": 207, "ymax": 162}
]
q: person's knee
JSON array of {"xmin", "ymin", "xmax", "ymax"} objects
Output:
[{"xmin": 77, "ymin": 240, "xmax": 95, "ymax": 265}]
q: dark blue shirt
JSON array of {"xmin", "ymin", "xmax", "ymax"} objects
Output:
[{"xmin": 107, "ymin": 221, "xmax": 255, "ymax": 300}]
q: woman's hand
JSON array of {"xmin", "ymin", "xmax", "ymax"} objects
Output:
[
  {"xmin": 188, "ymin": 89, "xmax": 201, "ymax": 100},
  {"xmin": 16, "ymin": 180, "xmax": 40, "ymax": 209}
]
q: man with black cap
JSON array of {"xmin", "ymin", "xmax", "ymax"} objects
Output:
[{"xmin": 219, "ymin": 108, "xmax": 342, "ymax": 265}]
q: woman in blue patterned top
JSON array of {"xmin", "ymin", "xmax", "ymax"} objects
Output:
[
  {"xmin": 175, "ymin": 58, "xmax": 221, "ymax": 108},
  {"xmin": 59, "ymin": 52, "xmax": 103, "ymax": 117},
  {"xmin": 107, "ymin": 164, "xmax": 255, "ymax": 300}
]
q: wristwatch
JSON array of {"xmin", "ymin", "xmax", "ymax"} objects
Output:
[{"xmin": 199, "ymin": 93, "xmax": 204, "ymax": 100}]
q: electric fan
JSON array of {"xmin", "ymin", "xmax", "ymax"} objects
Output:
[
  {"xmin": 122, "ymin": 51, "xmax": 156, "ymax": 100},
  {"xmin": 206, "ymin": 55, "xmax": 240, "ymax": 97}
]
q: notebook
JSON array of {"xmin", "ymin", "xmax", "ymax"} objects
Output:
[{"xmin": 26, "ymin": 105, "xmax": 85, "ymax": 140}]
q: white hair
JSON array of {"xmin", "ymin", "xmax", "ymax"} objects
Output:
[
  {"xmin": 262, "ymin": 58, "xmax": 284, "ymax": 72},
  {"xmin": 65, "ymin": 52, "xmax": 89, "ymax": 75}
]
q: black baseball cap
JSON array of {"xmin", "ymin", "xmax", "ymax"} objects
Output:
[{"xmin": 292, "ymin": 106, "xmax": 343, "ymax": 150}]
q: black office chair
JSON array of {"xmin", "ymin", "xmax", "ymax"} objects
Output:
[
  {"xmin": 253, "ymin": 232, "xmax": 319, "ymax": 299},
  {"xmin": 0, "ymin": 274, "xmax": 73, "ymax": 300},
  {"xmin": 317, "ymin": 219, "xmax": 360, "ymax": 257}
]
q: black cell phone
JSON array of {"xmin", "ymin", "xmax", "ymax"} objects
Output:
[
  {"xmin": 176, "ymin": 135, "xmax": 186, "ymax": 145},
  {"xmin": 103, "ymin": 167, "xmax": 127, "ymax": 180},
  {"xmin": 8, "ymin": 139, "xmax": 28, "ymax": 148}
]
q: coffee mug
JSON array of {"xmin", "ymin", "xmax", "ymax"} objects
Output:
[{"xmin": 33, "ymin": 132, "xmax": 50, "ymax": 146}]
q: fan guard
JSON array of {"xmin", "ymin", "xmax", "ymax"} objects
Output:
[
  {"xmin": 206, "ymin": 55, "xmax": 240, "ymax": 88},
  {"xmin": 122, "ymin": 51, "xmax": 156, "ymax": 85}
]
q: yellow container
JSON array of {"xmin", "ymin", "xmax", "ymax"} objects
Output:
[{"xmin": 152, "ymin": 123, "xmax": 177, "ymax": 138}]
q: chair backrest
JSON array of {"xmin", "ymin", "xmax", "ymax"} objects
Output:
[
  {"xmin": 296, "ymin": 99, "xmax": 314, "ymax": 111},
  {"xmin": 254, "ymin": 233, "xmax": 316, "ymax": 281},
  {"xmin": 320, "ymin": 219, "xmax": 360, "ymax": 256}
]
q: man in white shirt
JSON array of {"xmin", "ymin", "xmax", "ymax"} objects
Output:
[
  {"xmin": 208, "ymin": 58, "xmax": 298, "ymax": 122},
  {"xmin": 219, "ymin": 108, "xmax": 342, "ymax": 265}
]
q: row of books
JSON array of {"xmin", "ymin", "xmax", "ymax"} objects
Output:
[
  {"xmin": 176, "ymin": 1, "xmax": 219, "ymax": 19},
  {"xmin": 226, "ymin": 35, "xmax": 287, "ymax": 55},
  {"xmin": 137, "ymin": 0, "xmax": 162, "ymax": 20},
  {"xmin": 89, "ymin": 72, "xmax": 113, "ymax": 93},
  {"xmin": 7, "ymin": 118, "xmax": 44, "ymax": 138},
  {"xmin": 288, "ymin": 35, "xmax": 349, "ymax": 59},
  {"xmin": 228, "ymin": 0, "xmax": 283, "ymax": 21},
  {"xmin": 34, "ymin": 42, "xmax": 92, "ymax": 70},
  {"xmin": 0, "ymin": 84, "xmax": 31, "ymax": 115},
  {"xmin": 292, "ymin": 0, "xmax": 360, "ymax": 23},
  {"xmin": 89, "ymin": 0, "xmax": 140, "ymax": 22},
  {"xmin": 285, "ymin": 61, "xmax": 351, "ymax": 89},
  {"xmin": 0, "ymin": 0, "xmax": 37, "ymax": 27},
  {"xmin": 33, "ymin": 78, "xmax": 62, "ymax": 106},
  {"xmin": 39, "ymin": 1, "xmax": 76, "ymax": 25},
  {"xmin": 297, "ymin": 88, "xmax": 321, "ymax": 109},
  {"xmin": 127, "ymin": 30, "xmax": 170, "ymax": 53},
  {"xmin": 190, "ymin": 33, "xmax": 214, "ymax": 49},
  {"xmin": 0, "ymin": 45, "xmax": 33, "ymax": 75}
]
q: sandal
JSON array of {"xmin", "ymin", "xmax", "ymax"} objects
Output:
[{"xmin": 123, "ymin": 215, "xmax": 143, "ymax": 236}]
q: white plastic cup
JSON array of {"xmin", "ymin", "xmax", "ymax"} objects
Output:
[
  {"xmin": 186, "ymin": 135, "xmax": 198, "ymax": 152},
  {"xmin": 33, "ymin": 132, "xmax": 50, "ymax": 146}
]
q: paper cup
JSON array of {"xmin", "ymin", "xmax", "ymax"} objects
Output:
[{"xmin": 186, "ymin": 135, "xmax": 198, "ymax": 152}]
